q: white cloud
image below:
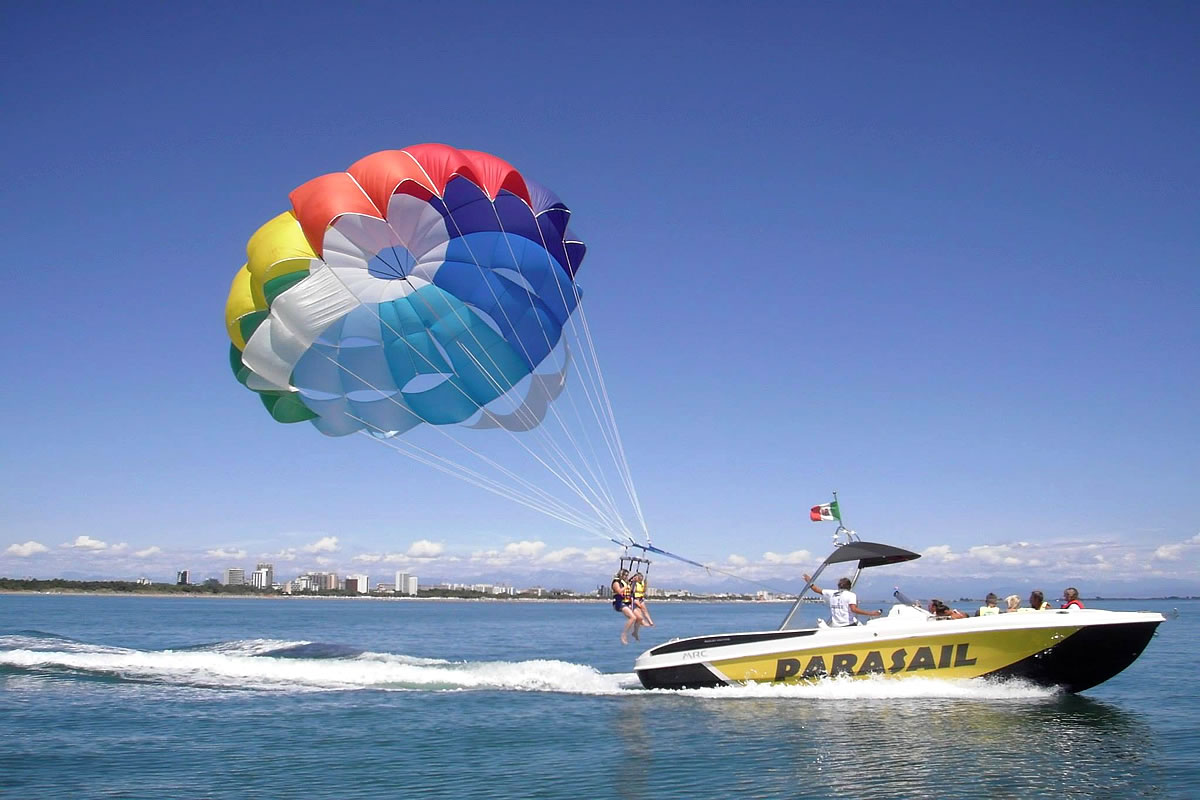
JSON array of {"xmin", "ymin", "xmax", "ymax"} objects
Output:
[
  {"xmin": 5, "ymin": 540, "xmax": 49, "ymax": 557},
  {"xmin": 761, "ymin": 549, "xmax": 814, "ymax": 565},
  {"xmin": 407, "ymin": 539, "xmax": 443, "ymax": 558},
  {"xmin": 1152, "ymin": 532, "xmax": 1200, "ymax": 563},
  {"xmin": 110, "ymin": 542, "xmax": 129, "ymax": 553},
  {"xmin": 302, "ymin": 536, "xmax": 340, "ymax": 554},
  {"xmin": 206, "ymin": 547, "xmax": 247, "ymax": 560},
  {"xmin": 503, "ymin": 540, "xmax": 545, "ymax": 559},
  {"xmin": 921, "ymin": 545, "xmax": 959, "ymax": 563},
  {"xmin": 66, "ymin": 535, "xmax": 109, "ymax": 551},
  {"xmin": 133, "ymin": 546, "xmax": 162, "ymax": 558},
  {"xmin": 1154, "ymin": 544, "xmax": 1185, "ymax": 561},
  {"xmin": 353, "ymin": 553, "xmax": 383, "ymax": 563},
  {"xmin": 539, "ymin": 546, "xmax": 612, "ymax": 565},
  {"xmin": 726, "ymin": 554, "xmax": 748, "ymax": 567},
  {"xmin": 275, "ymin": 548, "xmax": 298, "ymax": 562},
  {"xmin": 965, "ymin": 545, "xmax": 1023, "ymax": 566},
  {"xmin": 315, "ymin": 556, "xmax": 333, "ymax": 566}
]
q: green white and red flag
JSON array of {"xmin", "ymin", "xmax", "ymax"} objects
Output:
[{"xmin": 810, "ymin": 501, "xmax": 840, "ymax": 522}]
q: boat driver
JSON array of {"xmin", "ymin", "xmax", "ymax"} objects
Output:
[{"xmin": 802, "ymin": 574, "xmax": 883, "ymax": 627}]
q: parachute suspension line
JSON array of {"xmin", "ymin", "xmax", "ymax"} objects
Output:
[
  {"xmin": 451, "ymin": 343, "xmax": 628, "ymax": 537},
  {"xmin": 515, "ymin": 205, "xmax": 651, "ymax": 547},
  {"xmin": 309, "ymin": 219, "xmax": 638, "ymax": 543},
  {"xmin": 376, "ymin": 183, "xmax": 632, "ymax": 535},
  {"xmin": 412, "ymin": 223, "xmax": 630, "ymax": 539},
  {"xmin": 474, "ymin": 202, "xmax": 632, "ymax": 533},
  {"xmin": 405, "ymin": 159, "xmax": 639, "ymax": 543},
  {"xmin": 432, "ymin": 194, "xmax": 637, "ymax": 538},
  {"xmin": 304, "ymin": 263, "xmax": 630, "ymax": 536},
  {"xmin": 297, "ymin": 336, "xmax": 613, "ymax": 534},
  {"xmin": 549, "ymin": 238, "xmax": 651, "ymax": 545},
  {"xmin": 348, "ymin": 423, "xmax": 622, "ymax": 542}
]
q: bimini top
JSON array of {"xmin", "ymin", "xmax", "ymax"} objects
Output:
[{"xmin": 820, "ymin": 541, "xmax": 921, "ymax": 570}]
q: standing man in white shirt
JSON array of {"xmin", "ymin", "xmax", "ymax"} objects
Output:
[{"xmin": 802, "ymin": 574, "xmax": 882, "ymax": 626}]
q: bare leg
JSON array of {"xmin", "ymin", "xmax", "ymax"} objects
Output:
[{"xmin": 621, "ymin": 607, "xmax": 637, "ymax": 644}]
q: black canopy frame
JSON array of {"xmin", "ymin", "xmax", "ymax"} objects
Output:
[{"xmin": 779, "ymin": 539, "xmax": 920, "ymax": 630}]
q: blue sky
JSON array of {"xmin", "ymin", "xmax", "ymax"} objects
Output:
[{"xmin": 2, "ymin": 2, "xmax": 1197, "ymax": 596}]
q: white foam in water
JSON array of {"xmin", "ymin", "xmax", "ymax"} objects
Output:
[
  {"xmin": 0, "ymin": 637, "xmax": 1056, "ymax": 699},
  {"xmin": 0, "ymin": 638, "xmax": 630, "ymax": 694}
]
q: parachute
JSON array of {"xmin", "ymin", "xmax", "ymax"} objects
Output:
[{"xmin": 225, "ymin": 144, "xmax": 647, "ymax": 547}]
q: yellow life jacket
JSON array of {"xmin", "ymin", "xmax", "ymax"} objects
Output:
[{"xmin": 632, "ymin": 579, "xmax": 646, "ymax": 599}]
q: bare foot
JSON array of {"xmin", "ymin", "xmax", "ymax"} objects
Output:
[
  {"xmin": 621, "ymin": 635, "xmax": 628, "ymax": 645},
  {"xmin": 632, "ymin": 628, "xmax": 640, "ymax": 641}
]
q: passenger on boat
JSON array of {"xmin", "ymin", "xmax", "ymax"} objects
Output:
[
  {"xmin": 611, "ymin": 569, "xmax": 640, "ymax": 644},
  {"xmin": 1029, "ymin": 590, "xmax": 1050, "ymax": 610},
  {"xmin": 929, "ymin": 599, "xmax": 967, "ymax": 619},
  {"xmin": 1004, "ymin": 594, "xmax": 1021, "ymax": 612},
  {"xmin": 1061, "ymin": 587, "xmax": 1085, "ymax": 609},
  {"xmin": 630, "ymin": 572, "xmax": 654, "ymax": 627},
  {"xmin": 803, "ymin": 574, "xmax": 882, "ymax": 626},
  {"xmin": 977, "ymin": 593, "xmax": 1000, "ymax": 616}
]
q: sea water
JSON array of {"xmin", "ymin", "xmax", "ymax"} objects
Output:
[{"xmin": 1, "ymin": 596, "xmax": 1195, "ymax": 798}]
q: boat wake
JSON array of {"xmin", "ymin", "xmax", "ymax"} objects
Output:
[
  {"xmin": 0, "ymin": 632, "xmax": 1057, "ymax": 699},
  {"xmin": 0, "ymin": 632, "xmax": 633, "ymax": 694}
]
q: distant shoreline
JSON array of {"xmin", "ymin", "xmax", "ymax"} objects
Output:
[
  {"xmin": 0, "ymin": 590, "xmax": 1190, "ymax": 602},
  {"xmin": 0, "ymin": 590, "xmax": 784, "ymax": 603}
]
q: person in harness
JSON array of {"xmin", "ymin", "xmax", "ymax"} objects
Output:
[
  {"xmin": 630, "ymin": 571, "xmax": 654, "ymax": 627},
  {"xmin": 611, "ymin": 569, "xmax": 641, "ymax": 644},
  {"xmin": 802, "ymin": 574, "xmax": 882, "ymax": 627}
]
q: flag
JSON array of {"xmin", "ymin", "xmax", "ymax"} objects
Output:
[{"xmin": 810, "ymin": 501, "xmax": 840, "ymax": 522}]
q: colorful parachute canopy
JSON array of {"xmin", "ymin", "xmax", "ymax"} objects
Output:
[{"xmin": 225, "ymin": 144, "xmax": 586, "ymax": 437}]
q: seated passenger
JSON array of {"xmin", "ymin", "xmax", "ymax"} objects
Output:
[
  {"xmin": 1005, "ymin": 594, "xmax": 1021, "ymax": 612},
  {"xmin": 977, "ymin": 593, "xmax": 1000, "ymax": 616},
  {"xmin": 1061, "ymin": 587, "xmax": 1085, "ymax": 609},
  {"xmin": 1029, "ymin": 590, "xmax": 1050, "ymax": 610},
  {"xmin": 928, "ymin": 599, "xmax": 967, "ymax": 619}
]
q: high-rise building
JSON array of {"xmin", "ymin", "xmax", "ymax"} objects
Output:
[
  {"xmin": 224, "ymin": 568, "xmax": 245, "ymax": 586},
  {"xmin": 176, "ymin": 570, "xmax": 190, "ymax": 585},
  {"xmin": 405, "ymin": 575, "xmax": 418, "ymax": 596},
  {"xmin": 395, "ymin": 571, "xmax": 409, "ymax": 595},
  {"xmin": 255, "ymin": 562, "xmax": 274, "ymax": 588},
  {"xmin": 344, "ymin": 574, "xmax": 369, "ymax": 594},
  {"xmin": 251, "ymin": 567, "xmax": 271, "ymax": 589}
]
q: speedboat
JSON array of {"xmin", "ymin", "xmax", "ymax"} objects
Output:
[{"xmin": 634, "ymin": 533, "xmax": 1165, "ymax": 693}]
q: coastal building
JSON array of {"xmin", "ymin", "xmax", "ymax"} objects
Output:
[
  {"xmin": 176, "ymin": 570, "xmax": 189, "ymax": 585},
  {"xmin": 344, "ymin": 574, "xmax": 369, "ymax": 594},
  {"xmin": 252, "ymin": 566, "xmax": 273, "ymax": 592},
  {"xmin": 394, "ymin": 572, "xmax": 418, "ymax": 596},
  {"xmin": 224, "ymin": 568, "xmax": 245, "ymax": 586},
  {"xmin": 312, "ymin": 572, "xmax": 338, "ymax": 591},
  {"xmin": 255, "ymin": 562, "xmax": 274, "ymax": 588}
]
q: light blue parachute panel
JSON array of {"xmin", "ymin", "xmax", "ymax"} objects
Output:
[{"xmin": 291, "ymin": 284, "xmax": 536, "ymax": 434}]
